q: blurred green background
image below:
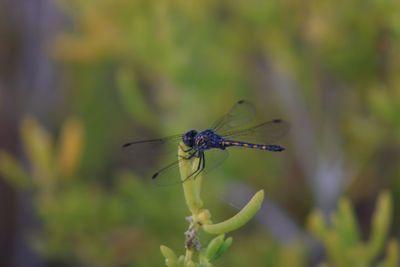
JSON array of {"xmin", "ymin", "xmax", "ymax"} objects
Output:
[{"xmin": 0, "ymin": 0, "xmax": 400, "ymax": 266}]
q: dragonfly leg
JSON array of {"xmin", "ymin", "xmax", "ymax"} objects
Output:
[
  {"xmin": 182, "ymin": 153, "xmax": 203, "ymax": 183},
  {"xmin": 179, "ymin": 143, "xmax": 193, "ymax": 153},
  {"xmin": 193, "ymin": 152, "xmax": 205, "ymax": 180},
  {"xmin": 179, "ymin": 150, "xmax": 198, "ymax": 160}
]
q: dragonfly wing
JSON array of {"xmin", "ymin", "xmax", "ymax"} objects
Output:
[
  {"xmin": 222, "ymin": 119, "xmax": 290, "ymax": 144},
  {"xmin": 211, "ymin": 100, "xmax": 256, "ymax": 134},
  {"xmin": 122, "ymin": 133, "xmax": 183, "ymax": 157},
  {"xmin": 123, "ymin": 133, "xmax": 182, "ymax": 149},
  {"xmin": 151, "ymin": 148, "xmax": 229, "ymax": 186},
  {"xmin": 203, "ymin": 149, "xmax": 229, "ymax": 175},
  {"xmin": 151, "ymin": 157, "xmax": 190, "ymax": 186},
  {"xmin": 121, "ymin": 134, "xmax": 185, "ymax": 182}
]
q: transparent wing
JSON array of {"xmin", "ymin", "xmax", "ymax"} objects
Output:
[
  {"xmin": 222, "ymin": 119, "xmax": 290, "ymax": 144},
  {"xmin": 150, "ymin": 157, "xmax": 189, "ymax": 186},
  {"xmin": 122, "ymin": 134, "xmax": 182, "ymax": 149},
  {"xmin": 122, "ymin": 133, "xmax": 184, "ymax": 158},
  {"xmin": 211, "ymin": 100, "xmax": 256, "ymax": 134},
  {"xmin": 149, "ymin": 149, "xmax": 229, "ymax": 187},
  {"xmin": 121, "ymin": 134, "xmax": 184, "ymax": 182},
  {"xmin": 203, "ymin": 149, "xmax": 229, "ymax": 175},
  {"xmin": 122, "ymin": 135, "xmax": 226, "ymax": 187}
]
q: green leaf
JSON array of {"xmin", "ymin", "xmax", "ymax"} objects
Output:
[
  {"xmin": 0, "ymin": 151, "xmax": 30, "ymax": 188},
  {"xmin": 377, "ymin": 240, "xmax": 399, "ymax": 267},
  {"xmin": 334, "ymin": 198, "xmax": 360, "ymax": 248},
  {"xmin": 212, "ymin": 237, "xmax": 233, "ymax": 261},
  {"xmin": 205, "ymin": 234, "xmax": 225, "ymax": 261},
  {"xmin": 160, "ymin": 245, "xmax": 178, "ymax": 267},
  {"xmin": 367, "ymin": 191, "xmax": 392, "ymax": 261},
  {"xmin": 202, "ymin": 190, "xmax": 264, "ymax": 234},
  {"xmin": 21, "ymin": 117, "xmax": 54, "ymax": 181}
]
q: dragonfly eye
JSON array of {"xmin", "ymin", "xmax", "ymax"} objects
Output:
[{"xmin": 183, "ymin": 130, "xmax": 198, "ymax": 147}]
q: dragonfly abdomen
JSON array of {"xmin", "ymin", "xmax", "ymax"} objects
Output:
[{"xmin": 221, "ymin": 140, "xmax": 285, "ymax": 152}]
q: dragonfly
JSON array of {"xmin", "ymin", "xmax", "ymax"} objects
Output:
[{"xmin": 123, "ymin": 100, "xmax": 289, "ymax": 185}]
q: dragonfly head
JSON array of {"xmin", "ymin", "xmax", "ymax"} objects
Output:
[{"xmin": 182, "ymin": 130, "xmax": 198, "ymax": 147}]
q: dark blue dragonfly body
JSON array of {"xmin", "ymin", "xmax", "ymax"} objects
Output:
[
  {"xmin": 184, "ymin": 127, "xmax": 285, "ymax": 152},
  {"xmin": 123, "ymin": 100, "xmax": 289, "ymax": 185}
]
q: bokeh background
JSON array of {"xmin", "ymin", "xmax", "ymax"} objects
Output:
[{"xmin": 1, "ymin": 0, "xmax": 400, "ymax": 266}]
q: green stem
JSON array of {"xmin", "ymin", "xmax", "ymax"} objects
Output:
[{"xmin": 178, "ymin": 144, "xmax": 203, "ymax": 214}]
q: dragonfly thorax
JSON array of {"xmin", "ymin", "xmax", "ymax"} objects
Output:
[{"xmin": 193, "ymin": 129, "xmax": 223, "ymax": 151}]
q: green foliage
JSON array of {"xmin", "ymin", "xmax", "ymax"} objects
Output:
[
  {"xmin": 0, "ymin": 117, "xmax": 188, "ymax": 266},
  {"xmin": 0, "ymin": 151, "xmax": 30, "ymax": 188},
  {"xmin": 308, "ymin": 191, "xmax": 398, "ymax": 267}
]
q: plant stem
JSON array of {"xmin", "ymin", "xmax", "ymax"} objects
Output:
[{"xmin": 168, "ymin": 142, "xmax": 264, "ymax": 266}]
